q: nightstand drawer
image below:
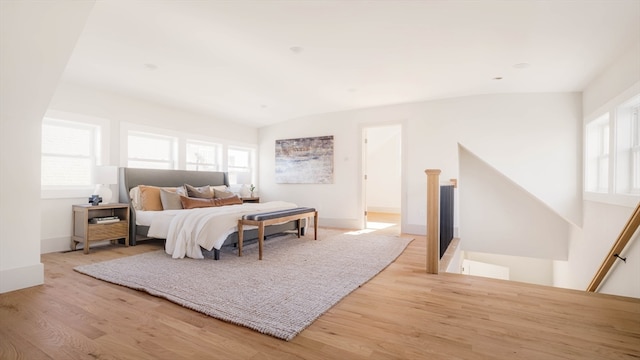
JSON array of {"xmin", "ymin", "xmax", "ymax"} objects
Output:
[{"xmin": 87, "ymin": 221, "xmax": 128, "ymax": 241}]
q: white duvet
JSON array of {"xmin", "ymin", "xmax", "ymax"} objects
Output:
[{"xmin": 154, "ymin": 201, "xmax": 298, "ymax": 259}]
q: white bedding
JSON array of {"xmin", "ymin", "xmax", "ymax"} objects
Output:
[
  {"xmin": 136, "ymin": 209, "xmax": 182, "ymax": 227},
  {"xmin": 143, "ymin": 201, "xmax": 298, "ymax": 259}
]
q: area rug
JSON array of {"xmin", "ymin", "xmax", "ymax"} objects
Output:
[{"xmin": 74, "ymin": 230, "xmax": 413, "ymax": 341}]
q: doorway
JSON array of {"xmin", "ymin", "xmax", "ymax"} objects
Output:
[{"xmin": 362, "ymin": 124, "xmax": 402, "ymax": 234}]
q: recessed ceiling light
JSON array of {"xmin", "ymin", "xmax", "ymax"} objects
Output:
[
  {"xmin": 143, "ymin": 63, "xmax": 158, "ymax": 70},
  {"xmin": 289, "ymin": 46, "xmax": 303, "ymax": 54},
  {"xmin": 260, "ymin": 104, "xmax": 268, "ymax": 109},
  {"xmin": 513, "ymin": 63, "xmax": 531, "ymax": 69},
  {"xmin": 347, "ymin": 88, "xmax": 357, "ymax": 93},
  {"xmin": 493, "ymin": 76, "xmax": 503, "ymax": 80}
]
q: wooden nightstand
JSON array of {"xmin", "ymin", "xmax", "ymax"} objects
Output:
[
  {"xmin": 241, "ymin": 197, "xmax": 260, "ymax": 203},
  {"xmin": 71, "ymin": 203, "xmax": 130, "ymax": 254}
]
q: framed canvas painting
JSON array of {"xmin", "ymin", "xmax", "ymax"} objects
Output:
[{"xmin": 275, "ymin": 135, "xmax": 334, "ymax": 184}]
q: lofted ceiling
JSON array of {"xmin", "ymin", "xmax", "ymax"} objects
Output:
[{"xmin": 62, "ymin": 0, "xmax": 640, "ymax": 127}]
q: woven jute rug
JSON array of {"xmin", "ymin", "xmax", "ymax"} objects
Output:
[{"xmin": 74, "ymin": 230, "xmax": 413, "ymax": 341}]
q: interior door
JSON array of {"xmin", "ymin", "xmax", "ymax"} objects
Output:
[
  {"xmin": 362, "ymin": 124, "xmax": 402, "ymax": 230},
  {"xmin": 362, "ymin": 128, "xmax": 369, "ymax": 227}
]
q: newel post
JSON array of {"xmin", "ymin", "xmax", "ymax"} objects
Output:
[{"xmin": 425, "ymin": 169, "xmax": 441, "ymax": 274}]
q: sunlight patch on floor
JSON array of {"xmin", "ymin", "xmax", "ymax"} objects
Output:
[
  {"xmin": 366, "ymin": 221, "xmax": 394, "ymax": 230},
  {"xmin": 345, "ymin": 229, "xmax": 377, "ymax": 235},
  {"xmin": 344, "ymin": 221, "xmax": 395, "ymax": 235}
]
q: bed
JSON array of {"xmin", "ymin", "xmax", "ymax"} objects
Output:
[{"xmin": 117, "ymin": 167, "xmax": 305, "ymax": 259}]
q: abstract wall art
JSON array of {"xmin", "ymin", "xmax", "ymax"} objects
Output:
[{"xmin": 275, "ymin": 135, "xmax": 334, "ymax": 184}]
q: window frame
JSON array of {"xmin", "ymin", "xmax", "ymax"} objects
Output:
[
  {"xmin": 585, "ymin": 114, "xmax": 610, "ymax": 194},
  {"xmin": 631, "ymin": 109, "xmax": 640, "ymax": 193},
  {"xmin": 126, "ymin": 130, "xmax": 179, "ymax": 170},
  {"xmin": 584, "ymin": 82, "xmax": 640, "ymax": 207},
  {"xmin": 40, "ymin": 111, "xmax": 110, "ymax": 199},
  {"xmin": 227, "ymin": 145, "xmax": 256, "ymax": 185},
  {"xmin": 616, "ymin": 96, "xmax": 640, "ymax": 195},
  {"xmin": 185, "ymin": 139, "xmax": 222, "ymax": 172},
  {"xmin": 120, "ymin": 122, "xmax": 257, "ymax": 187}
]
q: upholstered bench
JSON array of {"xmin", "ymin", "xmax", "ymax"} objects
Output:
[{"xmin": 237, "ymin": 207, "xmax": 318, "ymax": 260}]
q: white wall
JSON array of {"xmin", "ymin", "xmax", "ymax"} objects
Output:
[
  {"xmin": 583, "ymin": 42, "xmax": 640, "ymax": 117},
  {"xmin": 258, "ymin": 92, "xmax": 581, "ymax": 235},
  {"xmin": 461, "ymin": 259, "xmax": 510, "ymax": 281},
  {"xmin": 50, "ymin": 81, "xmax": 255, "ymax": 144},
  {"xmin": 459, "ymin": 145, "xmax": 572, "ymax": 260},
  {"xmin": 0, "ymin": 1, "xmax": 95, "ymax": 293},
  {"xmin": 553, "ymin": 43, "xmax": 640, "ymax": 297},
  {"xmin": 464, "ymin": 251, "xmax": 554, "ymax": 286},
  {"xmin": 40, "ymin": 81, "xmax": 258, "ymax": 253},
  {"xmin": 554, "ymin": 202, "xmax": 637, "ymax": 292},
  {"xmin": 365, "ymin": 125, "xmax": 401, "ymax": 214},
  {"xmin": 598, "ymin": 228, "xmax": 640, "ymax": 299},
  {"xmin": 258, "ymin": 115, "xmax": 363, "ymax": 228}
]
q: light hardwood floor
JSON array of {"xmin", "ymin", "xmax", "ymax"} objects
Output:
[{"xmin": 1, "ymin": 215, "xmax": 639, "ymax": 359}]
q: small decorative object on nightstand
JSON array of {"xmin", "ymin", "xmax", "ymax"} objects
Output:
[
  {"xmin": 241, "ymin": 197, "xmax": 260, "ymax": 203},
  {"xmin": 71, "ymin": 203, "xmax": 129, "ymax": 254}
]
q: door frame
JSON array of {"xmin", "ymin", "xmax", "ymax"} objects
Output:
[{"xmin": 359, "ymin": 120, "xmax": 407, "ymax": 231}]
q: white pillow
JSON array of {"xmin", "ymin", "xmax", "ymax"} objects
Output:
[{"xmin": 129, "ymin": 186, "xmax": 141, "ymax": 210}]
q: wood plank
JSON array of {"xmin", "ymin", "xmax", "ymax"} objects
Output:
[{"xmin": 1, "ymin": 218, "xmax": 639, "ymax": 359}]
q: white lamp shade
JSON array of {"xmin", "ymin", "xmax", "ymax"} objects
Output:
[{"xmin": 92, "ymin": 166, "xmax": 117, "ymax": 204}]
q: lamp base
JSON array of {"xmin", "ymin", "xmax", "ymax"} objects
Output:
[
  {"xmin": 239, "ymin": 184, "xmax": 251, "ymax": 198},
  {"xmin": 93, "ymin": 184, "xmax": 113, "ymax": 204}
]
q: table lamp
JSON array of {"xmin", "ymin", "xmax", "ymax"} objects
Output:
[
  {"xmin": 92, "ymin": 166, "xmax": 118, "ymax": 204},
  {"xmin": 236, "ymin": 172, "xmax": 252, "ymax": 198}
]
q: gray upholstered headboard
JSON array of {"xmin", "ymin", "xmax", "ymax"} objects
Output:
[{"xmin": 118, "ymin": 167, "xmax": 230, "ymax": 245}]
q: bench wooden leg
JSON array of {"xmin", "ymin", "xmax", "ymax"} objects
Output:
[
  {"xmin": 314, "ymin": 211, "xmax": 318, "ymax": 240},
  {"xmin": 237, "ymin": 220, "xmax": 243, "ymax": 257},
  {"xmin": 258, "ymin": 223, "xmax": 265, "ymax": 260},
  {"xmin": 239, "ymin": 210, "xmax": 318, "ymax": 260}
]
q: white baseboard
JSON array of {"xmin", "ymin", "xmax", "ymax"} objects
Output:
[
  {"xmin": 367, "ymin": 207, "xmax": 401, "ymax": 214},
  {"xmin": 41, "ymin": 236, "xmax": 73, "ymax": 254},
  {"xmin": 0, "ymin": 263, "xmax": 44, "ymax": 294},
  {"xmin": 41, "ymin": 236, "xmax": 112, "ymax": 254},
  {"xmin": 403, "ymin": 224, "xmax": 426, "ymax": 235},
  {"xmin": 319, "ymin": 218, "xmax": 361, "ymax": 229}
]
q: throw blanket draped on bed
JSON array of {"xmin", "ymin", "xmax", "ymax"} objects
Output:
[{"xmin": 163, "ymin": 201, "xmax": 298, "ymax": 259}]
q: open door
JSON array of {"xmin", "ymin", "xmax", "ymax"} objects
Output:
[{"xmin": 362, "ymin": 124, "xmax": 402, "ymax": 231}]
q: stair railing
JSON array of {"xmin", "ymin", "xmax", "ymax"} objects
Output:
[{"xmin": 587, "ymin": 201, "xmax": 640, "ymax": 292}]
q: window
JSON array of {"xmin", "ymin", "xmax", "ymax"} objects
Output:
[
  {"xmin": 615, "ymin": 94, "xmax": 640, "ymax": 195},
  {"xmin": 41, "ymin": 118, "xmax": 100, "ymax": 188},
  {"xmin": 186, "ymin": 140, "xmax": 221, "ymax": 171},
  {"xmin": 228, "ymin": 146, "xmax": 254, "ymax": 184},
  {"xmin": 633, "ymin": 106, "xmax": 640, "ymax": 193},
  {"xmin": 584, "ymin": 88, "xmax": 640, "ymax": 206},
  {"xmin": 585, "ymin": 114, "xmax": 609, "ymax": 193},
  {"xmin": 121, "ymin": 122, "xmax": 257, "ymax": 185},
  {"xmin": 127, "ymin": 131, "xmax": 177, "ymax": 169}
]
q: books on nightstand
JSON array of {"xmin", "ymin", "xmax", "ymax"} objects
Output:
[{"xmin": 90, "ymin": 216, "xmax": 120, "ymax": 224}]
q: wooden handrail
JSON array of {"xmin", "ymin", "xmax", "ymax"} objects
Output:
[
  {"xmin": 587, "ymin": 201, "xmax": 640, "ymax": 292},
  {"xmin": 425, "ymin": 169, "xmax": 441, "ymax": 274}
]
